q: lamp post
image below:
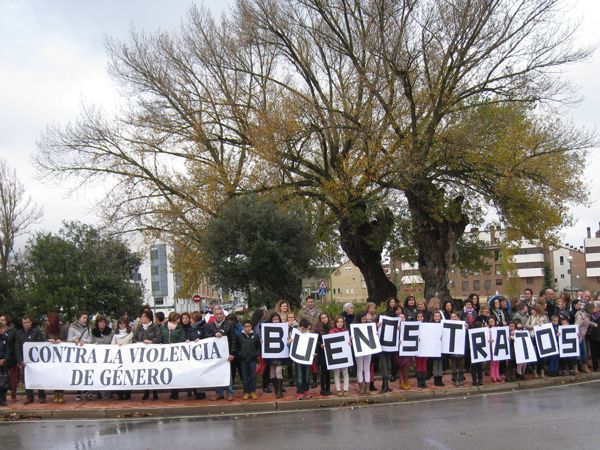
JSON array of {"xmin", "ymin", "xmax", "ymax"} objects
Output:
[{"xmin": 567, "ymin": 254, "xmax": 573, "ymax": 295}]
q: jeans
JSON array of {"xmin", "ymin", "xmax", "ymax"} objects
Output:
[
  {"xmin": 240, "ymin": 360, "xmax": 257, "ymax": 393},
  {"xmin": 295, "ymin": 363, "xmax": 310, "ymax": 394},
  {"xmin": 216, "ymin": 362, "xmax": 235, "ymax": 396},
  {"xmin": 548, "ymin": 355, "xmax": 560, "ymax": 374}
]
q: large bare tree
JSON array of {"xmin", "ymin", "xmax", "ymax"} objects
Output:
[
  {"xmin": 0, "ymin": 160, "xmax": 42, "ymax": 272},
  {"xmin": 36, "ymin": 0, "xmax": 593, "ymax": 302}
]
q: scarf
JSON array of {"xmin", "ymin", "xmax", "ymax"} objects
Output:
[{"xmin": 142, "ymin": 323, "xmax": 150, "ymax": 330}]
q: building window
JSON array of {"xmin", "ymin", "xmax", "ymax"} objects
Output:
[
  {"xmin": 473, "ymin": 271, "xmax": 480, "ymax": 276},
  {"xmin": 495, "ymin": 266, "xmax": 502, "ymax": 275},
  {"xmin": 345, "ymin": 267, "xmax": 352, "ymax": 272},
  {"xmin": 526, "ymin": 278, "xmax": 534, "ymax": 285},
  {"xmin": 150, "ymin": 249, "xmax": 159, "ymax": 261},
  {"xmin": 560, "ymin": 274, "xmax": 565, "ymax": 279},
  {"xmin": 154, "ymin": 297, "xmax": 164, "ymax": 306},
  {"xmin": 473, "ymin": 280, "xmax": 480, "ymax": 291},
  {"xmin": 462, "ymin": 280, "xmax": 468, "ymax": 292},
  {"xmin": 495, "ymin": 279, "xmax": 503, "ymax": 286},
  {"xmin": 361, "ymin": 280, "xmax": 367, "ymax": 288},
  {"xmin": 559, "ymin": 256, "xmax": 564, "ymax": 265},
  {"xmin": 350, "ymin": 288, "xmax": 354, "ymax": 294},
  {"xmin": 152, "ymin": 281, "xmax": 160, "ymax": 292},
  {"xmin": 484, "ymin": 280, "xmax": 491, "ymax": 291},
  {"xmin": 151, "ymin": 266, "xmax": 159, "ymax": 276}
]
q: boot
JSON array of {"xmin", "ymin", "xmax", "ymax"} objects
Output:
[
  {"xmin": 357, "ymin": 382, "xmax": 363, "ymax": 395},
  {"xmin": 57, "ymin": 393, "xmax": 65, "ymax": 403},
  {"xmin": 311, "ymin": 373, "xmax": 318, "ymax": 389},
  {"xmin": 278, "ymin": 379, "xmax": 284, "ymax": 398},
  {"xmin": 453, "ymin": 372, "xmax": 459, "ymax": 386},
  {"xmin": 152, "ymin": 391, "xmax": 158, "ymax": 401},
  {"xmin": 0, "ymin": 392, "xmax": 6, "ymax": 407},
  {"xmin": 433, "ymin": 376, "xmax": 444, "ymax": 386},
  {"xmin": 369, "ymin": 382, "xmax": 377, "ymax": 392},
  {"xmin": 142, "ymin": 391, "xmax": 149, "ymax": 401},
  {"xmin": 380, "ymin": 377, "xmax": 390, "ymax": 393},
  {"xmin": 362, "ymin": 382, "xmax": 368, "ymax": 394},
  {"xmin": 459, "ymin": 372, "xmax": 464, "ymax": 386}
]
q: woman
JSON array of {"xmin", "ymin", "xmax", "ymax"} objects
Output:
[
  {"xmin": 403, "ymin": 296, "xmax": 418, "ymax": 321},
  {"xmin": 467, "ymin": 293, "xmax": 481, "ymax": 313},
  {"xmin": 314, "ymin": 312, "xmax": 332, "ymax": 396},
  {"xmin": 525, "ymin": 304, "xmax": 549, "ymax": 378},
  {"xmin": 275, "ymin": 300, "xmax": 291, "ymax": 323},
  {"xmin": 426, "ymin": 296, "xmax": 442, "ymax": 322},
  {"xmin": 442, "ymin": 300, "xmax": 454, "ymax": 320},
  {"xmin": 111, "ymin": 318, "xmax": 133, "ymax": 400},
  {"xmin": 266, "ymin": 312, "xmax": 286, "ymax": 398},
  {"xmin": 45, "ymin": 312, "xmax": 65, "ymax": 403},
  {"xmin": 476, "ymin": 304, "xmax": 492, "ymax": 324},
  {"xmin": 133, "ymin": 310, "xmax": 162, "ymax": 400},
  {"xmin": 161, "ymin": 312, "xmax": 186, "ymax": 399},
  {"xmin": 91, "ymin": 316, "xmax": 113, "ymax": 399},
  {"xmin": 286, "ymin": 313, "xmax": 298, "ymax": 385},
  {"xmin": 180, "ymin": 312, "xmax": 192, "ymax": 338},
  {"xmin": 490, "ymin": 297, "xmax": 508, "ymax": 327}
]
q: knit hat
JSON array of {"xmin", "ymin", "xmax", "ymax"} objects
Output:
[{"xmin": 343, "ymin": 303, "xmax": 354, "ymax": 312}]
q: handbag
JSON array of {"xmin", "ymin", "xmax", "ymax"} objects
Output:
[{"xmin": 256, "ymin": 356, "xmax": 265, "ymax": 375}]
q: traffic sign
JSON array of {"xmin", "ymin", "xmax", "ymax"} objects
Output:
[
  {"xmin": 319, "ymin": 279, "xmax": 328, "ymax": 289},
  {"xmin": 192, "ymin": 294, "xmax": 201, "ymax": 303},
  {"xmin": 318, "ymin": 287, "xmax": 327, "ymax": 297}
]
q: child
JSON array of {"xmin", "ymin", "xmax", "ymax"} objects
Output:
[
  {"xmin": 238, "ymin": 320, "xmax": 261, "ymax": 400},
  {"xmin": 314, "ymin": 313, "xmax": 332, "ymax": 396},
  {"xmin": 547, "ymin": 315, "xmax": 560, "ymax": 377},
  {"xmin": 414, "ymin": 312, "xmax": 428, "ymax": 388},
  {"xmin": 291, "ymin": 319, "xmax": 313, "ymax": 400},
  {"xmin": 267, "ymin": 312, "xmax": 285, "ymax": 398},
  {"xmin": 430, "ymin": 311, "xmax": 445, "ymax": 386},
  {"xmin": 487, "ymin": 317, "xmax": 502, "ymax": 383},
  {"xmin": 355, "ymin": 313, "xmax": 372, "ymax": 394},
  {"xmin": 558, "ymin": 316, "xmax": 577, "ymax": 376},
  {"xmin": 514, "ymin": 320, "xmax": 527, "ymax": 380},
  {"xmin": 505, "ymin": 321, "xmax": 517, "ymax": 382},
  {"xmin": 329, "ymin": 316, "xmax": 350, "ymax": 396},
  {"xmin": 395, "ymin": 313, "xmax": 413, "ymax": 390},
  {"xmin": 449, "ymin": 312, "xmax": 466, "ymax": 386},
  {"xmin": 470, "ymin": 321, "xmax": 484, "ymax": 386}
]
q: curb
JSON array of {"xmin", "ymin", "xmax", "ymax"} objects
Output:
[{"xmin": 2, "ymin": 372, "xmax": 599, "ymax": 421}]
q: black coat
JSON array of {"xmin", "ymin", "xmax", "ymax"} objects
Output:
[
  {"xmin": 236, "ymin": 331, "xmax": 260, "ymax": 362},
  {"xmin": 133, "ymin": 323, "xmax": 162, "ymax": 344},
  {"xmin": 0, "ymin": 332, "xmax": 10, "ymax": 363},
  {"xmin": 188, "ymin": 320, "xmax": 206, "ymax": 341},
  {"xmin": 205, "ymin": 320, "xmax": 236, "ymax": 356},
  {"xmin": 15, "ymin": 327, "xmax": 45, "ymax": 363}
]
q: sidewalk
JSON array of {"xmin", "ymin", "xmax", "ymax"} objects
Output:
[{"xmin": 2, "ymin": 371, "xmax": 599, "ymax": 420}]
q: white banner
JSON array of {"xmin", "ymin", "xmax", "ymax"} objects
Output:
[
  {"xmin": 289, "ymin": 329, "xmax": 318, "ymax": 365},
  {"xmin": 399, "ymin": 322, "xmax": 420, "ymax": 356},
  {"xmin": 490, "ymin": 326, "xmax": 511, "ymax": 361},
  {"xmin": 417, "ymin": 323, "xmax": 443, "ymax": 358},
  {"xmin": 24, "ymin": 339, "xmax": 231, "ymax": 390},
  {"xmin": 350, "ymin": 323, "xmax": 381, "ymax": 357},
  {"xmin": 469, "ymin": 328, "xmax": 491, "ymax": 364},
  {"xmin": 261, "ymin": 323, "xmax": 289, "ymax": 359},
  {"xmin": 378, "ymin": 316, "xmax": 400, "ymax": 352},
  {"xmin": 534, "ymin": 323, "xmax": 559, "ymax": 358},
  {"xmin": 514, "ymin": 330, "xmax": 537, "ymax": 364},
  {"xmin": 441, "ymin": 320, "xmax": 466, "ymax": 355},
  {"xmin": 559, "ymin": 325, "xmax": 580, "ymax": 358},
  {"xmin": 321, "ymin": 331, "xmax": 353, "ymax": 370}
]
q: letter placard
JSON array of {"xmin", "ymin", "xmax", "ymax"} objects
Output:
[
  {"xmin": 23, "ymin": 340, "xmax": 230, "ymax": 390},
  {"xmin": 417, "ymin": 323, "xmax": 443, "ymax": 358},
  {"xmin": 322, "ymin": 331, "xmax": 353, "ymax": 370},
  {"xmin": 534, "ymin": 323, "xmax": 559, "ymax": 358},
  {"xmin": 559, "ymin": 325, "xmax": 580, "ymax": 358},
  {"xmin": 289, "ymin": 329, "xmax": 318, "ymax": 365},
  {"xmin": 469, "ymin": 328, "xmax": 491, "ymax": 363},
  {"xmin": 379, "ymin": 316, "xmax": 400, "ymax": 352},
  {"xmin": 514, "ymin": 331, "xmax": 537, "ymax": 364},
  {"xmin": 261, "ymin": 323, "xmax": 289, "ymax": 359},
  {"xmin": 441, "ymin": 320, "xmax": 466, "ymax": 355},
  {"xmin": 491, "ymin": 326, "xmax": 511, "ymax": 361},
  {"xmin": 350, "ymin": 323, "xmax": 381, "ymax": 357},
  {"xmin": 399, "ymin": 322, "xmax": 420, "ymax": 356}
]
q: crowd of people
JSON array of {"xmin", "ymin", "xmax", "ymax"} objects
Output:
[{"xmin": 1, "ymin": 288, "xmax": 599, "ymax": 406}]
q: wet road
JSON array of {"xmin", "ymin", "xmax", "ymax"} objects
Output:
[{"xmin": 2, "ymin": 380, "xmax": 599, "ymax": 449}]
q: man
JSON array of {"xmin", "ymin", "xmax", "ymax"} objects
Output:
[
  {"xmin": 0, "ymin": 314, "xmax": 18, "ymax": 401},
  {"xmin": 523, "ymin": 288, "xmax": 535, "ymax": 308},
  {"xmin": 205, "ymin": 300, "xmax": 229, "ymax": 324},
  {"xmin": 205, "ymin": 306, "xmax": 236, "ymax": 400},
  {"xmin": 582, "ymin": 290, "xmax": 592, "ymax": 305},
  {"xmin": 155, "ymin": 311, "xmax": 166, "ymax": 328},
  {"xmin": 298, "ymin": 296, "xmax": 321, "ymax": 329},
  {"xmin": 544, "ymin": 288, "xmax": 556, "ymax": 317},
  {"xmin": 512, "ymin": 302, "xmax": 530, "ymax": 325},
  {"xmin": 16, "ymin": 316, "xmax": 46, "ymax": 404},
  {"xmin": 0, "ymin": 321, "xmax": 11, "ymax": 406}
]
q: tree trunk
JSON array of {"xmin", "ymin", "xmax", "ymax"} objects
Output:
[
  {"xmin": 405, "ymin": 186, "xmax": 468, "ymax": 303},
  {"xmin": 338, "ymin": 202, "xmax": 397, "ymax": 304}
]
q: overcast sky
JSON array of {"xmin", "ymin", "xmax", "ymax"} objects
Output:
[{"xmin": 1, "ymin": 0, "xmax": 599, "ymax": 251}]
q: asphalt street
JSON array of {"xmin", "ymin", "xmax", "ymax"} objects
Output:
[{"xmin": 1, "ymin": 380, "xmax": 599, "ymax": 450}]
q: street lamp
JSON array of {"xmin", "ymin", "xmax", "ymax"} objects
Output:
[{"xmin": 567, "ymin": 254, "xmax": 573, "ymax": 295}]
